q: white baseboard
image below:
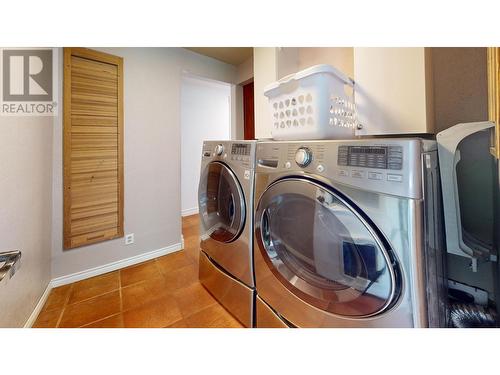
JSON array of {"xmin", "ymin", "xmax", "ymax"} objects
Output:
[
  {"xmin": 24, "ymin": 242, "xmax": 183, "ymax": 327},
  {"xmin": 24, "ymin": 283, "xmax": 52, "ymax": 328},
  {"xmin": 51, "ymin": 242, "xmax": 183, "ymax": 288},
  {"xmin": 182, "ymin": 207, "xmax": 199, "ymax": 217}
]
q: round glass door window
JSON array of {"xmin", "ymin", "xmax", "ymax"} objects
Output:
[
  {"xmin": 255, "ymin": 178, "xmax": 402, "ymax": 317},
  {"xmin": 198, "ymin": 162, "xmax": 245, "ymax": 243}
]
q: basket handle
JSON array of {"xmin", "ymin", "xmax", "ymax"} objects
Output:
[{"xmin": 276, "ymin": 72, "xmax": 296, "ymax": 85}]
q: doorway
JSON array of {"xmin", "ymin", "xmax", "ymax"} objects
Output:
[
  {"xmin": 243, "ymin": 81, "xmax": 255, "ymax": 140},
  {"xmin": 180, "ymin": 74, "xmax": 232, "ymax": 217}
]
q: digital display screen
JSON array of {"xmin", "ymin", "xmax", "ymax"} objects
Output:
[
  {"xmin": 338, "ymin": 145, "xmax": 403, "ymax": 169},
  {"xmin": 231, "ymin": 144, "xmax": 251, "ymax": 156},
  {"xmin": 350, "ymin": 146, "xmax": 387, "ymax": 154}
]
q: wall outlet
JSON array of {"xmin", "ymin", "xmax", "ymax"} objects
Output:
[{"xmin": 125, "ymin": 233, "xmax": 134, "ymax": 245}]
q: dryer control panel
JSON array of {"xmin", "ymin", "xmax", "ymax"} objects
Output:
[
  {"xmin": 202, "ymin": 140, "xmax": 256, "ymax": 170},
  {"xmin": 231, "ymin": 143, "xmax": 252, "ymax": 156},
  {"xmin": 230, "ymin": 143, "xmax": 252, "ymax": 163},
  {"xmin": 256, "ymin": 139, "xmax": 434, "ymax": 200}
]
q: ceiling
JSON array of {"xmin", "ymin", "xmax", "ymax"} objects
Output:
[{"xmin": 185, "ymin": 47, "xmax": 253, "ymax": 66}]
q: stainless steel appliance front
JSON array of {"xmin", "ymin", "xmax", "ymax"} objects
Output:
[
  {"xmin": 198, "ymin": 140, "xmax": 256, "ymax": 327},
  {"xmin": 253, "ymin": 139, "xmax": 447, "ymax": 328},
  {"xmin": 198, "ymin": 251, "xmax": 253, "ymax": 327}
]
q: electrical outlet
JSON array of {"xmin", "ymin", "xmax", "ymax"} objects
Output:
[{"xmin": 125, "ymin": 233, "xmax": 134, "ymax": 245}]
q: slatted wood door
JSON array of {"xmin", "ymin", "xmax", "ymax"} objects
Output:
[
  {"xmin": 63, "ymin": 48, "xmax": 124, "ymax": 249},
  {"xmin": 487, "ymin": 47, "xmax": 500, "ymax": 159}
]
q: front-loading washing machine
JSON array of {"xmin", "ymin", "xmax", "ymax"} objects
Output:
[
  {"xmin": 253, "ymin": 139, "xmax": 448, "ymax": 327},
  {"xmin": 198, "ymin": 140, "xmax": 256, "ymax": 327}
]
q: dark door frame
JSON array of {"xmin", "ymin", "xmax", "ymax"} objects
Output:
[{"xmin": 242, "ymin": 80, "xmax": 255, "ymax": 140}]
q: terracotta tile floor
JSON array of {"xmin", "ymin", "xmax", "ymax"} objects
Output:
[{"xmin": 33, "ymin": 215, "xmax": 243, "ymax": 328}]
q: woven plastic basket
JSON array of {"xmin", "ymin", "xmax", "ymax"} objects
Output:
[{"xmin": 264, "ymin": 64, "xmax": 356, "ymax": 140}]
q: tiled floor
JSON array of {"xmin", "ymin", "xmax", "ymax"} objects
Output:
[{"xmin": 33, "ymin": 215, "xmax": 243, "ymax": 328}]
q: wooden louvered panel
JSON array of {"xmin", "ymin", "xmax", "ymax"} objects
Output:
[
  {"xmin": 71, "ymin": 194, "xmax": 119, "ymax": 210},
  {"xmin": 71, "ymin": 56, "xmax": 118, "ymax": 76},
  {"xmin": 71, "ymin": 149, "xmax": 118, "ymax": 160},
  {"xmin": 71, "ymin": 175, "xmax": 118, "ymax": 190},
  {"xmin": 71, "ymin": 78, "xmax": 118, "ymax": 98},
  {"xmin": 70, "ymin": 228, "xmax": 120, "ymax": 248},
  {"xmin": 71, "ymin": 116, "xmax": 118, "ymax": 127},
  {"xmin": 71, "ymin": 201, "xmax": 118, "ymax": 221},
  {"xmin": 72, "ymin": 72, "xmax": 117, "ymax": 89},
  {"xmin": 70, "ymin": 184, "xmax": 118, "ymax": 196},
  {"xmin": 71, "ymin": 158, "xmax": 118, "ymax": 174},
  {"xmin": 71, "ymin": 90, "xmax": 118, "ymax": 107},
  {"xmin": 71, "ymin": 213, "xmax": 119, "ymax": 236},
  {"xmin": 70, "ymin": 57, "xmax": 118, "ymax": 117},
  {"xmin": 72, "ymin": 92, "xmax": 118, "ymax": 106},
  {"xmin": 71, "ymin": 189, "xmax": 119, "ymax": 207},
  {"xmin": 64, "ymin": 48, "xmax": 123, "ymax": 249},
  {"xmin": 71, "ymin": 125, "xmax": 118, "ymax": 135},
  {"xmin": 71, "ymin": 134, "xmax": 118, "ymax": 150},
  {"xmin": 70, "ymin": 102, "xmax": 118, "ymax": 117},
  {"xmin": 71, "ymin": 170, "xmax": 118, "ymax": 184},
  {"xmin": 487, "ymin": 48, "xmax": 500, "ymax": 159}
]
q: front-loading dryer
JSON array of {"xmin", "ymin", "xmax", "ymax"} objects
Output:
[
  {"xmin": 253, "ymin": 139, "xmax": 448, "ymax": 328},
  {"xmin": 198, "ymin": 140, "xmax": 256, "ymax": 327}
]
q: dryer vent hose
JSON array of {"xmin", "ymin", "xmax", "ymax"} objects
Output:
[{"xmin": 449, "ymin": 302, "xmax": 497, "ymax": 328}]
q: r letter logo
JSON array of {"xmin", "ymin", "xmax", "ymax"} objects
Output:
[{"xmin": 1, "ymin": 48, "xmax": 57, "ymax": 116}]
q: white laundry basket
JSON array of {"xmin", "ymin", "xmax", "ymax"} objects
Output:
[{"xmin": 264, "ymin": 64, "xmax": 356, "ymax": 140}]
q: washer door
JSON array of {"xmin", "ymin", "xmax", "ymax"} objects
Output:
[
  {"xmin": 255, "ymin": 177, "xmax": 402, "ymax": 317},
  {"xmin": 198, "ymin": 161, "xmax": 245, "ymax": 243}
]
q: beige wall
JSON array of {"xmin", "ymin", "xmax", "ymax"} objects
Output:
[
  {"xmin": 236, "ymin": 56, "xmax": 253, "ymax": 85},
  {"xmin": 233, "ymin": 85, "xmax": 244, "ymax": 140},
  {"xmin": 0, "ymin": 115, "xmax": 53, "ymax": 327},
  {"xmin": 277, "ymin": 47, "xmax": 299, "ymax": 78},
  {"xmin": 354, "ymin": 47, "xmax": 433, "ymax": 135},
  {"xmin": 253, "ymin": 47, "xmax": 302, "ymax": 139},
  {"xmin": 253, "ymin": 48, "xmax": 278, "ymax": 139},
  {"xmin": 298, "ymin": 47, "xmax": 354, "ymax": 77},
  {"xmin": 253, "ymin": 47, "xmax": 355, "ymax": 139},
  {"xmin": 430, "ymin": 47, "xmax": 488, "ymax": 132},
  {"xmin": 354, "ymin": 47, "xmax": 488, "ymax": 136},
  {"xmin": 253, "ymin": 47, "xmax": 488, "ymax": 138},
  {"xmin": 51, "ymin": 47, "xmax": 236, "ymax": 279},
  {"xmin": 233, "ymin": 56, "xmax": 254, "ymax": 140},
  {"xmin": 296, "ymin": 47, "xmax": 488, "ymax": 134}
]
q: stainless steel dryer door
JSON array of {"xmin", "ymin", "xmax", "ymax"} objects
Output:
[
  {"xmin": 255, "ymin": 177, "xmax": 402, "ymax": 318},
  {"xmin": 199, "ymin": 161, "xmax": 246, "ymax": 243}
]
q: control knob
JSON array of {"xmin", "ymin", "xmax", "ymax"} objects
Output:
[
  {"xmin": 214, "ymin": 144, "xmax": 224, "ymax": 156},
  {"xmin": 295, "ymin": 147, "xmax": 312, "ymax": 167}
]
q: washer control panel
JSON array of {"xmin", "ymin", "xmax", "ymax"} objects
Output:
[
  {"xmin": 337, "ymin": 145, "xmax": 403, "ymax": 170},
  {"xmin": 256, "ymin": 139, "xmax": 427, "ymax": 199}
]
